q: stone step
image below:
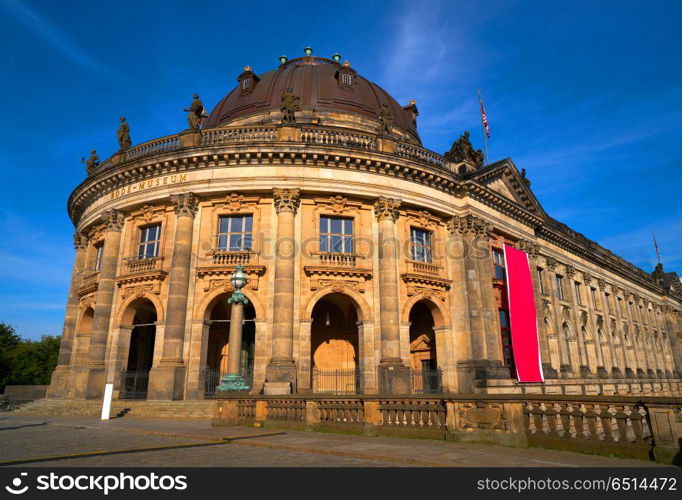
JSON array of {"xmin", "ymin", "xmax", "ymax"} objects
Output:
[{"xmin": 13, "ymin": 399, "xmax": 214, "ymax": 419}]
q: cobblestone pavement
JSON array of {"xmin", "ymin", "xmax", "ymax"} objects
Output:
[{"xmin": 0, "ymin": 415, "xmax": 668, "ymax": 468}]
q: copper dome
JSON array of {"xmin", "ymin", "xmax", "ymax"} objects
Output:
[{"xmin": 204, "ymin": 56, "xmax": 420, "ymax": 142}]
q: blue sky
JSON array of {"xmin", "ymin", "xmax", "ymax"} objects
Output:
[{"xmin": 1, "ymin": 0, "xmax": 680, "ymax": 339}]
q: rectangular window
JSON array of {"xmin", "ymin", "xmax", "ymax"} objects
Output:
[
  {"xmin": 604, "ymin": 293, "xmax": 610, "ymax": 313},
  {"xmin": 217, "ymin": 215, "xmax": 253, "ymax": 251},
  {"xmin": 555, "ymin": 275, "xmax": 565, "ymax": 301},
  {"xmin": 341, "ymin": 73, "xmax": 352, "ymax": 86},
  {"xmin": 574, "ymin": 282, "xmax": 583, "ymax": 305},
  {"xmin": 499, "ymin": 309, "xmax": 515, "ymax": 377},
  {"xmin": 492, "ymin": 249, "xmax": 506, "ymax": 281},
  {"xmin": 242, "ymin": 78, "xmax": 251, "ymax": 90},
  {"xmin": 410, "ymin": 227, "xmax": 432, "ymax": 263},
  {"xmin": 137, "ymin": 224, "xmax": 161, "ymax": 259},
  {"xmin": 320, "ymin": 216, "xmax": 353, "ymax": 254},
  {"xmin": 94, "ymin": 243, "xmax": 104, "ymax": 271},
  {"xmin": 591, "ymin": 287, "xmax": 598, "ymax": 309},
  {"xmin": 537, "ymin": 267, "xmax": 546, "ymax": 295}
]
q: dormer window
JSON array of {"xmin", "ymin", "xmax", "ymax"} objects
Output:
[
  {"xmin": 341, "ymin": 73, "xmax": 352, "ymax": 86},
  {"xmin": 337, "ymin": 69, "xmax": 354, "ymax": 89},
  {"xmin": 237, "ymin": 66, "xmax": 259, "ymax": 96}
]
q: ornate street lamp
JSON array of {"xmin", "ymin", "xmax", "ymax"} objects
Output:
[{"xmin": 216, "ymin": 265, "xmax": 250, "ymax": 392}]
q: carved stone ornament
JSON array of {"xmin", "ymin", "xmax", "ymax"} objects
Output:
[
  {"xmin": 582, "ymin": 272, "xmax": 593, "ymax": 285},
  {"xmin": 273, "ymin": 188, "xmax": 301, "ymax": 214},
  {"xmin": 447, "ymin": 214, "xmax": 493, "ymax": 238},
  {"xmin": 513, "ymin": 239, "xmax": 540, "ymax": 260},
  {"xmin": 329, "ymin": 195, "xmax": 348, "ymax": 215},
  {"xmin": 73, "ymin": 233, "xmax": 88, "ymax": 250},
  {"xmin": 443, "ymin": 131, "xmax": 484, "ymax": 168},
  {"xmin": 79, "ymin": 295, "xmax": 96, "ymax": 311},
  {"xmin": 226, "ymin": 193, "xmax": 245, "ymax": 213},
  {"xmin": 102, "ymin": 209, "xmax": 125, "ymax": 232},
  {"xmin": 565, "ymin": 265, "xmax": 576, "ymax": 278},
  {"xmin": 597, "ymin": 278, "xmax": 607, "ymax": 291},
  {"xmin": 373, "ymin": 197, "xmax": 401, "ymax": 222},
  {"xmin": 172, "ymin": 192, "xmax": 199, "ymax": 218},
  {"xmin": 545, "ymin": 256, "xmax": 557, "ymax": 271}
]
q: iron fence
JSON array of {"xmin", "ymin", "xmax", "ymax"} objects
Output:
[
  {"xmin": 412, "ymin": 368, "xmax": 443, "ymax": 394},
  {"xmin": 203, "ymin": 367, "xmax": 253, "ymax": 398},
  {"xmin": 119, "ymin": 370, "xmax": 149, "ymax": 400},
  {"xmin": 312, "ymin": 368, "xmax": 361, "ymax": 395}
]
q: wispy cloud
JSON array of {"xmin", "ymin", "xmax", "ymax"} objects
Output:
[{"xmin": 3, "ymin": 0, "xmax": 115, "ymax": 76}]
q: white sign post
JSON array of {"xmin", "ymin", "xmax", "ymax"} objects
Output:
[{"xmin": 101, "ymin": 383, "xmax": 114, "ymax": 420}]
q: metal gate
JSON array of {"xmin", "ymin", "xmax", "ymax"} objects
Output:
[
  {"xmin": 119, "ymin": 370, "xmax": 149, "ymax": 399},
  {"xmin": 411, "ymin": 367, "xmax": 443, "ymax": 394},
  {"xmin": 312, "ymin": 368, "xmax": 361, "ymax": 395}
]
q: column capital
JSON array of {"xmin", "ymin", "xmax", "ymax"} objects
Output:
[
  {"xmin": 171, "ymin": 192, "xmax": 199, "ymax": 218},
  {"xmin": 513, "ymin": 238, "xmax": 540, "ymax": 260},
  {"xmin": 73, "ymin": 232, "xmax": 89, "ymax": 250},
  {"xmin": 582, "ymin": 272, "xmax": 593, "ymax": 285},
  {"xmin": 374, "ymin": 197, "xmax": 401, "ymax": 222},
  {"xmin": 446, "ymin": 214, "xmax": 492, "ymax": 237},
  {"xmin": 545, "ymin": 256, "xmax": 557, "ymax": 271},
  {"xmin": 565, "ymin": 264, "xmax": 576, "ymax": 278},
  {"xmin": 102, "ymin": 209, "xmax": 125, "ymax": 232},
  {"xmin": 597, "ymin": 278, "xmax": 607, "ymax": 291},
  {"xmin": 273, "ymin": 188, "xmax": 301, "ymax": 214}
]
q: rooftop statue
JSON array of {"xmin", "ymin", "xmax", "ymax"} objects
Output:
[
  {"xmin": 117, "ymin": 116, "xmax": 131, "ymax": 151},
  {"xmin": 378, "ymin": 102, "xmax": 393, "ymax": 135},
  {"xmin": 184, "ymin": 93, "xmax": 204, "ymax": 131},
  {"xmin": 280, "ymin": 88, "xmax": 300, "ymax": 124},
  {"xmin": 81, "ymin": 150, "xmax": 100, "ymax": 173},
  {"xmin": 444, "ymin": 131, "xmax": 483, "ymax": 168}
]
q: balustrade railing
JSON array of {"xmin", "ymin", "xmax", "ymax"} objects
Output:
[
  {"xmin": 125, "ymin": 135, "xmax": 180, "ymax": 161},
  {"xmin": 200, "ymin": 126, "xmax": 277, "ymax": 146},
  {"xmin": 317, "ymin": 399, "xmax": 364, "ymax": 424},
  {"xmin": 300, "ymin": 127, "xmax": 376, "ymax": 150},
  {"xmin": 523, "ymin": 401, "xmax": 653, "ymax": 444},
  {"xmin": 407, "ymin": 260, "xmax": 442, "ymax": 276},
  {"xmin": 316, "ymin": 252, "xmax": 357, "ymax": 267},
  {"xmin": 266, "ymin": 399, "xmax": 306, "ymax": 421},
  {"xmin": 80, "ymin": 269, "xmax": 100, "ymax": 288},
  {"xmin": 124, "ymin": 256, "xmax": 163, "ymax": 274},
  {"xmin": 208, "ymin": 250, "xmax": 255, "ymax": 266},
  {"xmin": 378, "ymin": 399, "xmax": 447, "ymax": 430},
  {"xmin": 396, "ymin": 142, "xmax": 449, "ymax": 169}
]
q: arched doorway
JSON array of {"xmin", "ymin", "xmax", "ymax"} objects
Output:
[
  {"xmin": 310, "ymin": 293, "xmax": 359, "ymax": 394},
  {"xmin": 205, "ymin": 294, "xmax": 256, "ymax": 397},
  {"xmin": 120, "ymin": 298, "xmax": 157, "ymax": 399},
  {"xmin": 408, "ymin": 300, "xmax": 441, "ymax": 393}
]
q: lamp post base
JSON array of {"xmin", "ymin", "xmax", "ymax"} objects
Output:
[{"xmin": 216, "ymin": 373, "xmax": 250, "ymax": 392}]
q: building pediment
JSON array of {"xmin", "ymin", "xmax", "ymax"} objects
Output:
[{"xmin": 468, "ymin": 159, "xmax": 547, "ymax": 219}]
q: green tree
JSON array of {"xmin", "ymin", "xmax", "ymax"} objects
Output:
[
  {"xmin": 0, "ymin": 323, "xmax": 21, "ymax": 392},
  {"xmin": 0, "ymin": 324, "xmax": 61, "ymax": 392}
]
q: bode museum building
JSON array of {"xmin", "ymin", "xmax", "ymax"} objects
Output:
[{"xmin": 48, "ymin": 49, "xmax": 682, "ymax": 401}]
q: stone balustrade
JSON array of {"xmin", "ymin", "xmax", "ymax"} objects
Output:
[
  {"xmin": 316, "ymin": 252, "xmax": 357, "ymax": 267},
  {"xmin": 407, "ymin": 260, "xmax": 442, "ymax": 276},
  {"xmin": 124, "ymin": 256, "xmax": 164, "ymax": 274},
  {"xmin": 213, "ymin": 394, "xmax": 682, "ymax": 463},
  {"xmin": 300, "ymin": 127, "xmax": 376, "ymax": 150},
  {"xmin": 200, "ymin": 126, "xmax": 277, "ymax": 146},
  {"xmin": 209, "ymin": 250, "xmax": 255, "ymax": 266}
]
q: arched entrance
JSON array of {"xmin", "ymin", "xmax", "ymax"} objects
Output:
[
  {"xmin": 204, "ymin": 293, "xmax": 256, "ymax": 396},
  {"xmin": 310, "ymin": 293, "xmax": 359, "ymax": 394},
  {"xmin": 408, "ymin": 300, "xmax": 441, "ymax": 393},
  {"xmin": 120, "ymin": 298, "xmax": 157, "ymax": 399}
]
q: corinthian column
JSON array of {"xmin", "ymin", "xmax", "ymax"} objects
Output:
[
  {"xmin": 374, "ymin": 197, "xmax": 410, "ymax": 394},
  {"xmin": 75, "ymin": 209, "xmax": 125, "ymax": 399},
  {"xmin": 47, "ymin": 233, "xmax": 89, "ymax": 398},
  {"xmin": 264, "ymin": 188, "xmax": 300, "ymax": 394},
  {"xmin": 148, "ymin": 192, "xmax": 198, "ymax": 400}
]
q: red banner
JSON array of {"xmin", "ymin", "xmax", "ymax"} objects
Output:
[{"xmin": 504, "ymin": 244, "xmax": 544, "ymax": 382}]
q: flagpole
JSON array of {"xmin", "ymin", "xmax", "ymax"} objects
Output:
[
  {"xmin": 652, "ymin": 232, "xmax": 662, "ymax": 264},
  {"xmin": 478, "ymin": 88, "xmax": 489, "ymax": 166}
]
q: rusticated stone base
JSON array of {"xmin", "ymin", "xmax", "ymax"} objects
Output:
[
  {"xmin": 46, "ymin": 366, "xmax": 71, "ymax": 398},
  {"xmin": 147, "ymin": 365, "xmax": 185, "ymax": 400},
  {"xmin": 377, "ymin": 362, "xmax": 411, "ymax": 395}
]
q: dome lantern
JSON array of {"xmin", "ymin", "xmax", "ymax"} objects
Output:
[{"xmin": 303, "ymin": 46, "xmax": 313, "ymax": 57}]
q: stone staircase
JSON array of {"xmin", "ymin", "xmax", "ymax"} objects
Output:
[{"xmin": 11, "ymin": 399, "xmax": 215, "ymax": 419}]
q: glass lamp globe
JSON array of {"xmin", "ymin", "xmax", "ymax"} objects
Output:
[{"xmin": 230, "ymin": 265, "xmax": 248, "ymax": 290}]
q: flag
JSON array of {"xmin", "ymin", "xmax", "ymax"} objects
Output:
[
  {"xmin": 479, "ymin": 92, "xmax": 490, "ymax": 138},
  {"xmin": 653, "ymin": 232, "xmax": 661, "ymax": 263}
]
